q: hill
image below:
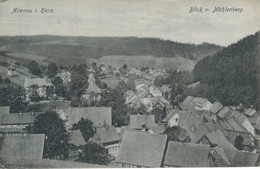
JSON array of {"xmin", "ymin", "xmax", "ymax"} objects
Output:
[
  {"xmin": 0, "ymin": 36, "xmax": 222, "ymax": 67},
  {"xmin": 193, "ymin": 31, "xmax": 260, "ymax": 108}
]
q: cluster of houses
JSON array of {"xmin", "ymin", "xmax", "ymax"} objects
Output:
[
  {"xmin": 125, "ymin": 83, "xmax": 171, "ymax": 112},
  {"xmin": 1, "ymin": 63, "xmax": 260, "ymax": 167},
  {"xmin": 0, "ymin": 93, "xmax": 260, "ymax": 167}
]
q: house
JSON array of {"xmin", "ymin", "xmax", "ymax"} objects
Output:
[
  {"xmin": 56, "ymin": 70, "xmax": 71, "ymax": 85},
  {"xmin": 0, "ymin": 112, "xmax": 43, "ymax": 135},
  {"xmin": 210, "ymin": 146, "xmax": 260, "ymax": 167},
  {"xmin": 116, "ymin": 130, "xmax": 167, "ymax": 167},
  {"xmin": 209, "ymin": 102, "xmax": 223, "ymax": 120},
  {"xmin": 233, "ymin": 112, "xmax": 255, "ymax": 136},
  {"xmin": 244, "ymin": 108, "xmax": 257, "ymax": 117},
  {"xmin": 90, "ymin": 125, "xmax": 121, "ymax": 157},
  {"xmin": 7, "ymin": 66, "xmax": 16, "ymax": 77},
  {"xmin": 179, "ymin": 96, "xmax": 212, "ymax": 111},
  {"xmin": 81, "ymin": 73, "xmax": 102, "ymax": 102},
  {"xmin": 129, "ymin": 115, "xmax": 155, "ymax": 130},
  {"xmin": 162, "ymin": 109, "xmax": 180, "ymax": 127},
  {"xmin": 68, "ymin": 129, "xmax": 86, "ymax": 160},
  {"xmin": 223, "ymin": 148, "xmax": 259, "ymax": 166},
  {"xmin": 210, "ymin": 146, "xmax": 232, "ymax": 167},
  {"xmin": 0, "ymin": 134, "xmax": 45, "ymax": 160},
  {"xmin": 67, "ymin": 107, "xmax": 112, "ymax": 129},
  {"xmin": 159, "ymin": 85, "xmax": 171, "ymax": 99},
  {"xmin": 217, "ymin": 107, "xmax": 235, "ymax": 119},
  {"xmin": 197, "ymin": 129, "xmax": 237, "ymax": 150},
  {"xmin": 163, "ymin": 141, "xmax": 210, "ymax": 167},
  {"xmin": 148, "ymin": 124, "xmax": 166, "ymax": 135},
  {"xmin": 152, "ymin": 96, "xmax": 169, "ymax": 110},
  {"xmin": 24, "ymin": 78, "xmax": 52, "ymax": 101},
  {"xmin": 149, "ymin": 86, "xmax": 162, "ymax": 97}
]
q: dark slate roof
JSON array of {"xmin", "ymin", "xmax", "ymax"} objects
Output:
[
  {"xmin": 203, "ymin": 130, "xmax": 237, "ymax": 150},
  {"xmin": 67, "ymin": 107, "xmax": 112, "ymax": 129},
  {"xmin": 209, "ymin": 102, "xmax": 223, "ymax": 114},
  {"xmin": 0, "ymin": 106, "xmax": 10, "ymax": 115},
  {"xmin": 163, "ymin": 141, "xmax": 210, "ymax": 167},
  {"xmin": 69, "ymin": 129, "xmax": 86, "ymax": 146},
  {"xmin": 0, "ymin": 134, "xmax": 45, "ymax": 160},
  {"xmin": 129, "ymin": 115, "xmax": 155, "ymax": 129},
  {"xmin": 0, "ymin": 112, "xmax": 43, "ymax": 125},
  {"xmin": 90, "ymin": 126, "xmax": 121, "ymax": 144},
  {"xmin": 116, "ymin": 130, "xmax": 167, "ymax": 167},
  {"xmin": 223, "ymin": 148, "xmax": 259, "ymax": 167}
]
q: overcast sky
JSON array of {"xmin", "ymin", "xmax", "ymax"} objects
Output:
[{"xmin": 0, "ymin": 0, "xmax": 259, "ymax": 46}]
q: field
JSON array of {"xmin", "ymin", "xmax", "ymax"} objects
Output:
[{"xmin": 94, "ymin": 55, "xmax": 196, "ymax": 71}]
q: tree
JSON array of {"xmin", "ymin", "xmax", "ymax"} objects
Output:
[
  {"xmin": 29, "ymin": 90, "xmax": 41, "ymax": 102},
  {"xmin": 27, "ymin": 61, "xmax": 42, "ymax": 76},
  {"xmin": 122, "ymin": 64, "xmax": 128, "ymax": 70},
  {"xmin": 30, "ymin": 111, "xmax": 70, "ymax": 159},
  {"xmin": 151, "ymin": 107, "xmax": 166, "ymax": 123},
  {"xmin": 165, "ymin": 126, "xmax": 188, "ymax": 142},
  {"xmin": 234, "ymin": 135, "xmax": 244, "ymax": 150},
  {"xmin": 0, "ymin": 84, "xmax": 27, "ymax": 113},
  {"xmin": 79, "ymin": 142, "xmax": 111, "ymax": 165},
  {"xmin": 126, "ymin": 78, "xmax": 136, "ymax": 92},
  {"xmin": 52, "ymin": 77, "xmax": 66, "ymax": 97},
  {"xmin": 72, "ymin": 118, "xmax": 95, "ymax": 142},
  {"xmin": 47, "ymin": 62, "xmax": 58, "ymax": 78}
]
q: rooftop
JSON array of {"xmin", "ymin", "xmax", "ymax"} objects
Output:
[
  {"xmin": 90, "ymin": 125, "xmax": 121, "ymax": 144},
  {"xmin": 0, "ymin": 134, "xmax": 45, "ymax": 160},
  {"xmin": 163, "ymin": 141, "xmax": 210, "ymax": 167},
  {"xmin": 67, "ymin": 107, "xmax": 112, "ymax": 129},
  {"xmin": 116, "ymin": 130, "xmax": 167, "ymax": 167},
  {"xmin": 129, "ymin": 115, "xmax": 155, "ymax": 129}
]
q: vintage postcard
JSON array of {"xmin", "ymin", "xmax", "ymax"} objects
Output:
[{"xmin": 0, "ymin": 0, "xmax": 260, "ymax": 168}]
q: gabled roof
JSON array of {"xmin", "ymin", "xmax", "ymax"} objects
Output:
[
  {"xmin": 0, "ymin": 112, "xmax": 43, "ymax": 125},
  {"xmin": 129, "ymin": 115, "xmax": 155, "ymax": 129},
  {"xmin": 90, "ymin": 126, "xmax": 121, "ymax": 144},
  {"xmin": 179, "ymin": 96, "xmax": 212, "ymax": 111},
  {"xmin": 116, "ymin": 130, "xmax": 167, "ymax": 167},
  {"xmin": 217, "ymin": 107, "xmax": 233, "ymax": 118},
  {"xmin": 223, "ymin": 148, "xmax": 259, "ymax": 167},
  {"xmin": 0, "ymin": 106, "xmax": 10, "ymax": 115},
  {"xmin": 212, "ymin": 146, "xmax": 231, "ymax": 166},
  {"xmin": 217, "ymin": 118, "xmax": 246, "ymax": 132},
  {"xmin": 1, "ymin": 134, "xmax": 45, "ymax": 160},
  {"xmin": 202, "ymin": 130, "xmax": 237, "ymax": 150},
  {"xmin": 24, "ymin": 78, "xmax": 47, "ymax": 88},
  {"xmin": 162, "ymin": 109, "xmax": 179, "ymax": 122},
  {"xmin": 163, "ymin": 141, "xmax": 210, "ymax": 167},
  {"xmin": 85, "ymin": 73, "xmax": 102, "ymax": 94},
  {"xmin": 233, "ymin": 112, "xmax": 247, "ymax": 124},
  {"xmin": 152, "ymin": 96, "xmax": 169, "ymax": 107},
  {"xmin": 244, "ymin": 108, "xmax": 257, "ymax": 117},
  {"xmin": 69, "ymin": 129, "xmax": 86, "ymax": 146},
  {"xmin": 149, "ymin": 124, "xmax": 166, "ymax": 134},
  {"xmin": 67, "ymin": 107, "xmax": 112, "ymax": 129},
  {"xmin": 178, "ymin": 114, "xmax": 200, "ymax": 127},
  {"xmin": 210, "ymin": 102, "xmax": 223, "ymax": 114}
]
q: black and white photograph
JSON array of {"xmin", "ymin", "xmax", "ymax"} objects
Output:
[{"xmin": 0, "ymin": 0, "xmax": 260, "ymax": 168}]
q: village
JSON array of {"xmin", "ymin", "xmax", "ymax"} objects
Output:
[{"xmin": 0, "ymin": 58, "xmax": 260, "ymax": 168}]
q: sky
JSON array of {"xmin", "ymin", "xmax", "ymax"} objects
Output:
[{"xmin": 0, "ymin": 0, "xmax": 259, "ymax": 46}]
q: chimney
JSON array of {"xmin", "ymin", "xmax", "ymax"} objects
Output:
[
  {"xmin": 191, "ymin": 126, "xmax": 195, "ymax": 131},
  {"xmin": 19, "ymin": 111, "xmax": 23, "ymax": 116}
]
